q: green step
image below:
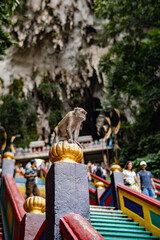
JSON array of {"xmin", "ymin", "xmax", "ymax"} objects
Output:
[
  {"xmin": 90, "ymin": 209, "xmax": 122, "ymax": 214},
  {"xmin": 94, "ymin": 226, "xmax": 152, "ymax": 235},
  {"xmin": 91, "ymin": 215, "xmax": 133, "ymax": 221},
  {"xmin": 104, "ymin": 238, "xmax": 159, "ymax": 240},
  {"xmin": 90, "ymin": 212, "xmax": 128, "ymax": 217},
  {"xmin": 98, "ymin": 231, "xmax": 159, "ymax": 239},
  {"xmin": 91, "ymin": 223, "xmax": 145, "ymax": 230},
  {"xmin": 91, "ymin": 218, "xmax": 139, "ymax": 225},
  {"xmin": 90, "ymin": 206, "xmax": 159, "ymax": 239}
]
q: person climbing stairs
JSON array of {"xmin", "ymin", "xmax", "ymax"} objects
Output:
[{"xmin": 90, "ymin": 205, "xmax": 159, "ymax": 240}]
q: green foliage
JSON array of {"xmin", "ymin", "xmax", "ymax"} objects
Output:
[
  {"xmin": 48, "ymin": 110, "xmax": 62, "ymax": 132},
  {"xmin": 0, "ymin": 77, "xmax": 4, "ymax": 88},
  {"xmin": 0, "ymin": 0, "xmax": 19, "ymax": 58},
  {"xmin": 94, "ymin": 0, "xmax": 160, "ymax": 166},
  {"xmin": 0, "ymin": 95, "xmax": 37, "ymax": 149},
  {"xmin": 69, "ymin": 90, "xmax": 83, "ymax": 107},
  {"xmin": 75, "ymin": 53, "xmax": 87, "ymax": 69},
  {"xmin": 38, "ymin": 74, "xmax": 61, "ymax": 113},
  {"xmin": 133, "ymin": 152, "xmax": 160, "ymax": 178},
  {"xmin": 9, "ymin": 78, "xmax": 24, "ymax": 98}
]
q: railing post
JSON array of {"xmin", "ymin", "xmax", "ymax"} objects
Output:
[
  {"xmin": 110, "ymin": 164, "xmax": 124, "ymax": 209},
  {"xmin": 46, "ymin": 141, "xmax": 90, "ymax": 240},
  {"xmin": 1, "ymin": 152, "xmax": 15, "ymax": 177},
  {"xmin": 95, "ymin": 182, "xmax": 105, "ymax": 205},
  {"xmin": 20, "ymin": 196, "xmax": 46, "ymax": 240}
]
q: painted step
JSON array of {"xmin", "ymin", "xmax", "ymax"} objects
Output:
[
  {"xmin": 91, "ymin": 223, "xmax": 145, "ymax": 230},
  {"xmin": 90, "ymin": 212, "xmax": 129, "ymax": 217},
  {"xmin": 90, "ymin": 210, "xmax": 123, "ymax": 214},
  {"xmin": 91, "ymin": 215, "xmax": 133, "ymax": 221},
  {"xmin": 98, "ymin": 231, "xmax": 159, "ymax": 239},
  {"xmin": 90, "ymin": 207, "xmax": 122, "ymax": 213},
  {"xmin": 104, "ymin": 238, "xmax": 158, "ymax": 240},
  {"xmin": 90, "ymin": 206, "xmax": 159, "ymax": 240},
  {"xmin": 90, "ymin": 205, "xmax": 115, "ymax": 210},
  {"xmin": 94, "ymin": 227, "xmax": 153, "ymax": 235},
  {"xmin": 91, "ymin": 218, "xmax": 139, "ymax": 225}
]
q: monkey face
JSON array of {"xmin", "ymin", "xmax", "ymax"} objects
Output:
[{"xmin": 74, "ymin": 107, "xmax": 87, "ymax": 121}]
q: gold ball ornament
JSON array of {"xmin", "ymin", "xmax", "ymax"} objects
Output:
[
  {"xmin": 110, "ymin": 163, "xmax": 121, "ymax": 172},
  {"xmin": 49, "ymin": 141, "xmax": 83, "ymax": 164},
  {"xmin": 95, "ymin": 182, "xmax": 105, "ymax": 189},
  {"xmin": 3, "ymin": 152, "xmax": 14, "ymax": 159},
  {"xmin": 23, "ymin": 196, "xmax": 46, "ymax": 214}
]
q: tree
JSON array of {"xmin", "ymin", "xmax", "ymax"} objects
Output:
[
  {"xmin": 0, "ymin": 0, "xmax": 19, "ymax": 58},
  {"xmin": 0, "ymin": 95, "xmax": 38, "ymax": 149},
  {"xmin": 94, "ymin": 0, "xmax": 160, "ymax": 165}
]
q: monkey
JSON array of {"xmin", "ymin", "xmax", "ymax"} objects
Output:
[{"xmin": 53, "ymin": 107, "xmax": 87, "ymax": 144}]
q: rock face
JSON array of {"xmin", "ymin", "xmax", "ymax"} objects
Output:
[{"xmin": 0, "ymin": 0, "xmax": 109, "ymax": 142}]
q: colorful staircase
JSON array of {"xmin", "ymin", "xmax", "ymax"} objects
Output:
[
  {"xmin": 15, "ymin": 176, "xmax": 45, "ymax": 198},
  {"xmin": 90, "ymin": 205, "xmax": 159, "ymax": 240}
]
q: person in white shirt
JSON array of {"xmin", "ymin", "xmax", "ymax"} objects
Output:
[{"xmin": 123, "ymin": 161, "xmax": 138, "ymax": 186}]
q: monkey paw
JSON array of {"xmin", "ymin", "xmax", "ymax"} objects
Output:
[
  {"xmin": 68, "ymin": 139, "xmax": 83, "ymax": 149},
  {"xmin": 68, "ymin": 139, "xmax": 74, "ymax": 144}
]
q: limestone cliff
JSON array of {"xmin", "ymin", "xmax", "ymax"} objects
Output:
[{"xmin": 0, "ymin": 0, "xmax": 109, "ymax": 143}]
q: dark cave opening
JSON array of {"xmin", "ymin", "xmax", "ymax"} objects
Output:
[{"xmin": 81, "ymin": 92, "xmax": 101, "ymax": 140}]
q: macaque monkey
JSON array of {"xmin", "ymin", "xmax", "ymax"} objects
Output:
[{"xmin": 54, "ymin": 107, "xmax": 87, "ymax": 143}]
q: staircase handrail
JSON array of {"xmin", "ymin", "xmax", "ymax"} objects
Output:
[
  {"xmin": 33, "ymin": 219, "xmax": 46, "ymax": 240},
  {"xmin": 60, "ymin": 212, "xmax": 105, "ymax": 240},
  {"xmin": 117, "ymin": 183, "xmax": 160, "ymax": 238},
  {"xmin": 99, "ymin": 184, "xmax": 114, "ymax": 207},
  {"xmin": 40, "ymin": 167, "xmax": 48, "ymax": 182},
  {"xmin": 3, "ymin": 174, "xmax": 25, "ymax": 221},
  {"xmin": 153, "ymin": 177, "xmax": 160, "ymax": 184},
  {"xmin": 90, "ymin": 173, "xmax": 110, "ymax": 188},
  {"xmin": 1, "ymin": 174, "xmax": 26, "ymax": 240}
]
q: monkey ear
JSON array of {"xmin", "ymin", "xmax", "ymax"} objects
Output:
[{"xmin": 74, "ymin": 107, "xmax": 79, "ymax": 112}]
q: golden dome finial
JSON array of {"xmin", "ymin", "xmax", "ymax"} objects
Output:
[
  {"xmin": 3, "ymin": 152, "xmax": 14, "ymax": 159},
  {"xmin": 95, "ymin": 182, "xmax": 105, "ymax": 189},
  {"xmin": 49, "ymin": 141, "xmax": 83, "ymax": 164},
  {"xmin": 23, "ymin": 196, "xmax": 46, "ymax": 214},
  {"xmin": 110, "ymin": 163, "xmax": 121, "ymax": 172}
]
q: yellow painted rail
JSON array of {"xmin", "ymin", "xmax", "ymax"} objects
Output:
[
  {"xmin": 117, "ymin": 183, "xmax": 160, "ymax": 238},
  {"xmin": 40, "ymin": 167, "xmax": 48, "ymax": 183}
]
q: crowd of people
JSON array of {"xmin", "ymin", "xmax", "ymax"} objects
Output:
[
  {"xmin": 15, "ymin": 158, "xmax": 157, "ymax": 199},
  {"xmin": 87, "ymin": 161, "xmax": 110, "ymax": 180},
  {"xmin": 87, "ymin": 160, "xmax": 157, "ymax": 198}
]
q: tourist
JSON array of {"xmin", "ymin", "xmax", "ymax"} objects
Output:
[
  {"xmin": 24, "ymin": 159, "xmax": 40, "ymax": 199},
  {"xmin": 123, "ymin": 161, "xmax": 140, "ymax": 192},
  {"xmin": 138, "ymin": 161, "xmax": 156, "ymax": 198},
  {"xmin": 102, "ymin": 165, "xmax": 107, "ymax": 180},
  {"xmin": 94, "ymin": 163, "xmax": 103, "ymax": 178},
  {"xmin": 15, "ymin": 162, "xmax": 25, "ymax": 177},
  {"xmin": 44, "ymin": 162, "xmax": 49, "ymax": 171},
  {"xmin": 91, "ymin": 162, "xmax": 96, "ymax": 173},
  {"xmin": 87, "ymin": 161, "xmax": 92, "ymax": 172},
  {"xmin": 87, "ymin": 166, "xmax": 91, "ymax": 182},
  {"xmin": 123, "ymin": 161, "xmax": 137, "ymax": 185}
]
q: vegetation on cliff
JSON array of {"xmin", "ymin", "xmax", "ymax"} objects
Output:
[
  {"xmin": 94, "ymin": 0, "xmax": 160, "ymax": 170},
  {"xmin": 0, "ymin": 0, "xmax": 18, "ymax": 58}
]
